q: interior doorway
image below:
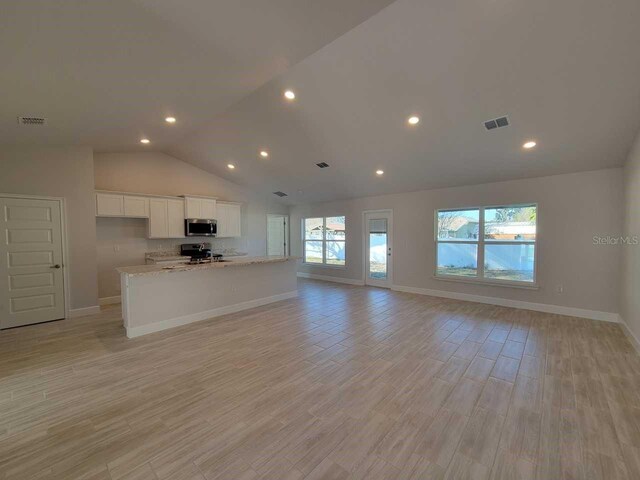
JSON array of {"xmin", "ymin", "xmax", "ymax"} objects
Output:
[
  {"xmin": 363, "ymin": 210, "xmax": 393, "ymax": 288},
  {"xmin": 267, "ymin": 214, "xmax": 289, "ymax": 256},
  {"xmin": 0, "ymin": 196, "xmax": 67, "ymax": 328}
]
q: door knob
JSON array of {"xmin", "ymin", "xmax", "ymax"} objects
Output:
[{"xmin": 50, "ymin": 264, "xmax": 61, "ymax": 269}]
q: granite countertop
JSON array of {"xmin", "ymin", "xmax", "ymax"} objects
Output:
[
  {"xmin": 118, "ymin": 256, "xmax": 299, "ymax": 277},
  {"xmin": 145, "ymin": 253, "xmax": 191, "ymax": 261},
  {"xmin": 145, "ymin": 250, "xmax": 248, "ymax": 260}
]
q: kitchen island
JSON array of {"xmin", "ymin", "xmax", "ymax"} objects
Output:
[{"xmin": 117, "ymin": 256, "xmax": 299, "ymax": 338}]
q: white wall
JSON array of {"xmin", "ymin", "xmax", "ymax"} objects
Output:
[
  {"xmin": 0, "ymin": 147, "xmax": 99, "ymax": 311},
  {"xmin": 94, "ymin": 152, "xmax": 289, "ymax": 299},
  {"xmin": 291, "ymin": 168, "xmax": 623, "ymax": 315},
  {"xmin": 622, "ymin": 131, "xmax": 640, "ymax": 341}
]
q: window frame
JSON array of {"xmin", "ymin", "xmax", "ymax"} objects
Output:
[
  {"xmin": 434, "ymin": 203, "xmax": 538, "ymax": 288},
  {"xmin": 302, "ymin": 216, "xmax": 346, "ymax": 268}
]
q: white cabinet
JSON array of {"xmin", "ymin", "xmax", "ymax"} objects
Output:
[
  {"xmin": 95, "ymin": 191, "xmax": 233, "ymax": 240},
  {"xmin": 185, "ymin": 197, "xmax": 201, "ymax": 219},
  {"xmin": 201, "ymin": 199, "xmax": 217, "ymax": 220},
  {"xmin": 216, "ymin": 202, "xmax": 241, "ymax": 238},
  {"xmin": 148, "ymin": 198, "xmax": 185, "ymax": 239},
  {"xmin": 123, "ymin": 196, "xmax": 149, "ymax": 218},
  {"xmin": 96, "ymin": 193, "xmax": 124, "ymax": 217},
  {"xmin": 96, "ymin": 193, "xmax": 149, "ymax": 218},
  {"xmin": 167, "ymin": 199, "xmax": 185, "ymax": 238},
  {"xmin": 184, "ymin": 196, "xmax": 216, "ymax": 219},
  {"xmin": 148, "ymin": 199, "xmax": 168, "ymax": 238}
]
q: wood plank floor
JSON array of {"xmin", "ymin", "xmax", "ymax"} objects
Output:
[{"xmin": 1, "ymin": 279, "xmax": 639, "ymax": 480}]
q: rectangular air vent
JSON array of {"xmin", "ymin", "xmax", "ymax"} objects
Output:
[
  {"xmin": 17, "ymin": 116, "xmax": 47, "ymax": 126},
  {"xmin": 316, "ymin": 162, "xmax": 330, "ymax": 168},
  {"xmin": 483, "ymin": 115, "xmax": 509, "ymax": 131},
  {"xmin": 273, "ymin": 191, "xmax": 288, "ymax": 197}
]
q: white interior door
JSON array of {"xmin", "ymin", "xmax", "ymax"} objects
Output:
[
  {"xmin": 0, "ymin": 197, "xmax": 66, "ymax": 328},
  {"xmin": 364, "ymin": 210, "xmax": 392, "ymax": 288},
  {"xmin": 267, "ymin": 215, "xmax": 288, "ymax": 256}
]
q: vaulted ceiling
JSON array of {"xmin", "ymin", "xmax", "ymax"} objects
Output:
[
  {"xmin": 3, "ymin": 0, "xmax": 640, "ymax": 204},
  {"xmin": 0, "ymin": 0, "xmax": 395, "ymax": 149}
]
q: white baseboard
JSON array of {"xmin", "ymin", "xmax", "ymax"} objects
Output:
[
  {"xmin": 67, "ymin": 305, "xmax": 101, "ymax": 318},
  {"xmin": 126, "ymin": 290, "xmax": 298, "ymax": 338},
  {"xmin": 99, "ymin": 295, "xmax": 121, "ymax": 306},
  {"xmin": 297, "ymin": 272, "xmax": 364, "ymax": 286},
  {"xmin": 391, "ymin": 284, "xmax": 619, "ymax": 323},
  {"xmin": 618, "ymin": 316, "xmax": 640, "ymax": 353}
]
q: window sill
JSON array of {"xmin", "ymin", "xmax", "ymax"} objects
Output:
[
  {"xmin": 302, "ymin": 263, "xmax": 347, "ymax": 270},
  {"xmin": 433, "ymin": 275, "xmax": 539, "ymax": 290}
]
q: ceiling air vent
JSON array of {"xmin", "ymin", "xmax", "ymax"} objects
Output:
[
  {"xmin": 17, "ymin": 116, "xmax": 47, "ymax": 126},
  {"xmin": 483, "ymin": 115, "xmax": 509, "ymax": 131},
  {"xmin": 316, "ymin": 162, "xmax": 330, "ymax": 168},
  {"xmin": 273, "ymin": 191, "xmax": 288, "ymax": 197}
]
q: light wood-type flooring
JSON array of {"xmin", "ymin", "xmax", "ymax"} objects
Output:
[{"xmin": 1, "ymin": 279, "xmax": 640, "ymax": 479}]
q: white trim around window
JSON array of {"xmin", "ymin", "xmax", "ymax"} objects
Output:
[
  {"xmin": 434, "ymin": 203, "xmax": 538, "ymax": 287},
  {"xmin": 302, "ymin": 216, "xmax": 346, "ymax": 268}
]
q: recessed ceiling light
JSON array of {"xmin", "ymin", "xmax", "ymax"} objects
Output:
[
  {"xmin": 376, "ymin": 170, "xmax": 384, "ymax": 175},
  {"xmin": 284, "ymin": 90, "xmax": 296, "ymax": 100},
  {"xmin": 523, "ymin": 141, "xmax": 537, "ymax": 149},
  {"xmin": 260, "ymin": 150, "xmax": 269, "ymax": 158},
  {"xmin": 407, "ymin": 116, "xmax": 420, "ymax": 125},
  {"xmin": 227, "ymin": 163, "xmax": 235, "ymax": 169},
  {"xmin": 140, "ymin": 138, "xmax": 150, "ymax": 144},
  {"xmin": 165, "ymin": 117, "xmax": 176, "ymax": 124}
]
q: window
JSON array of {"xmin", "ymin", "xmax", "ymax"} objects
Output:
[
  {"xmin": 303, "ymin": 216, "xmax": 346, "ymax": 266},
  {"xmin": 436, "ymin": 204, "xmax": 537, "ymax": 285}
]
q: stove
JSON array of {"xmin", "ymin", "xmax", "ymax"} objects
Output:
[{"xmin": 180, "ymin": 243, "xmax": 222, "ymax": 263}]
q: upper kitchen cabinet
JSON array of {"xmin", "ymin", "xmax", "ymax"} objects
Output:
[
  {"xmin": 95, "ymin": 190, "xmax": 236, "ymax": 239},
  {"xmin": 184, "ymin": 196, "xmax": 217, "ymax": 220},
  {"xmin": 96, "ymin": 192, "xmax": 148, "ymax": 218},
  {"xmin": 123, "ymin": 196, "xmax": 149, "ymax": 218},
  {"xmin": 148, "ymin": 199, "xmax": 168, "ymax": 238},
  {"xmin": 167, "ymin": 199, "xmax": 186, "ymax": 238},
  {"xmin": 148, "ymin": 198, "xmax": 185, "ymax": 239},
  {"xmin": 96, "ymin": 193, "xmax": 124, "ymax": 217},
  {"xmin": 217, "ymin": 202, "xmax": 242, "ymax": 238}
]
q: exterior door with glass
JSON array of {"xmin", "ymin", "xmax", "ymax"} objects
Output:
[{"xmin": 364, "ymin": 210, "xmax": 392, "ymax": 288}]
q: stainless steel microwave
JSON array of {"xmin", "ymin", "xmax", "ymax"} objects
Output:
[{"xmin": 185, "ymin": 218, "xmax": 217, "ymax": 237}]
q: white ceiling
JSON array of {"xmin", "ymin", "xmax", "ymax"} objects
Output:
[
  {"xmin": 3, "ymin": 0, "xmax": 640, "ymax": 204},
  {"xmin": 0, "ymin": 0, "xmax": 394, "ymax": 149}
]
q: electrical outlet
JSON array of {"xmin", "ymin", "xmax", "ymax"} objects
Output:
[
  {"xmin": 113, "ymin": 244, "xmax": 120, "ymax": 252},
  {"xmin": 556, "ymin": 284, "xmax": 564, "ymax": 294}
]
